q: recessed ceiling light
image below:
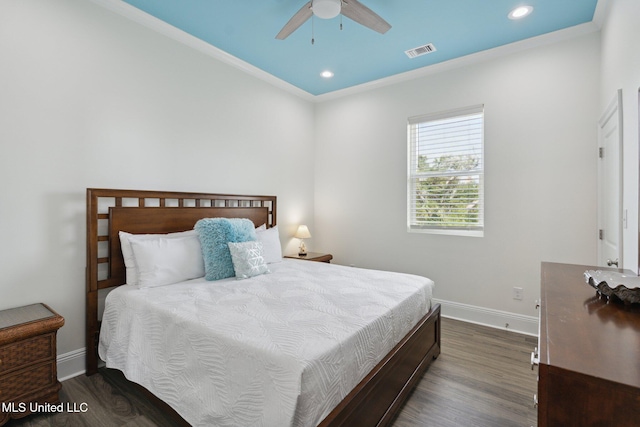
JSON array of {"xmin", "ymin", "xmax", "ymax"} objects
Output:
[
  {"xmin": 508, "ymin": 5, "xmax": 533, "ymax": 20},
  {"xmin": 320, "ymin": 70, "xmax": 334, "ymax": 78}
]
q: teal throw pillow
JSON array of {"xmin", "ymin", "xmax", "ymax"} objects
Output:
[{"xmin": 194, "ymin": 218, "xmax": 257, "ymax": 281}]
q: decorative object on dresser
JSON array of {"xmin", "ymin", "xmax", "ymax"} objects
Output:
[
  {"xmin": 0, "ymin": 303, "xmax": 65, "ymax": 426},
  {"xmin": 284, "ymin": 251, "xmax": 333, "ymax": 263},
  {"xmin": 536, "ymin": 262, "xmax": 640, "ymax": 426},
  {"xmin": 294, "ymin": 224, "xmax": 311, "ymax": 256},
  {"xmin": 584, "ymin": 269, "xmax": 640, "ymax": 304}
]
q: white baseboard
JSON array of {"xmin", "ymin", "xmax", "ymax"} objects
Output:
[
  {"xmin": 57, "ymin": 348, "xmax": 87, "ymax": 381},
  {"xmin": 434, "ymin": 298, "xmax": 539, "ymax": 336}
]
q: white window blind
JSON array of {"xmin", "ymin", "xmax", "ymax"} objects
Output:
[{"xmin": 407, "ymin": 105, "xmax": 484, "ymax": 236}]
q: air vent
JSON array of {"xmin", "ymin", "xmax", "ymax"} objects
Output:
[{"xmin": 405, "ymin": 43, "xmax": 437, "ymax": 59}]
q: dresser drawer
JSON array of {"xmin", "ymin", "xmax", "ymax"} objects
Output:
[
  {"xmin": 0, "ymin": 333, "xmax": 54, "ymax": 374},
  {"xmin": 0, "ymin": 362, "xmax": 55, "ymax": 401}
]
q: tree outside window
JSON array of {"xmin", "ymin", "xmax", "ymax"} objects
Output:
[{"xmin": 408, "ymin": 106, "xmax": 484, "ymax": 236}]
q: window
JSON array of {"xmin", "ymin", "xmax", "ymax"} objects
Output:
[{"xmin": 407, "ymin": 105, "xmax": 484, "ymax": 236}]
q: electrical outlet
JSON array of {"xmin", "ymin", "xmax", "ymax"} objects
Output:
[{"xmin": 513, "ymin": 287, "xmax": 524, "ymax": 300}]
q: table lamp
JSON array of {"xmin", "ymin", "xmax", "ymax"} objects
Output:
[{"xmin": 294, "ymin": 225, "xmax": 311, "ymax": 256}]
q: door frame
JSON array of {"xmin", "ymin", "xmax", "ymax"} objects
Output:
[{"xmin": 597, "ymin": 89, "xmax": 623, "ymax": 267}]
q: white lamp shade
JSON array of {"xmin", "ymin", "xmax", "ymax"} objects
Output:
[
  {"xmin": 294, "ymin": 225, "xmax": 312, "ymax": 239},
  {"xmin": 312, "ymin": 0, "xmax": 341, "ymax": 19}
]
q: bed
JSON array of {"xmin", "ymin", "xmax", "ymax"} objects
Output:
[{"xmin": 86, "ymin": 188, "xmax": 441, "ymax": 427}]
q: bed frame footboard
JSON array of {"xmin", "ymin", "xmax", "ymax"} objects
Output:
[{"xmin": 319, "ymin": 303, "xmax": 441, "ymax": 427}]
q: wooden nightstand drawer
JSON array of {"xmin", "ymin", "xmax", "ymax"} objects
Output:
[
  {"xmin": 0, "ymin": 333, "xmax": 54, "ymax": 374},
  {"xmin": 0, "ymin": 362, "xmax": 55, "ymax": 401}
]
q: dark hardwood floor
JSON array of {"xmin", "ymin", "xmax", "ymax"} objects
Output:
[
  {"xmin": 8, "ymin": 318, "xmax": 538, "ymax": 427},
  {"xmin": 392, "ymin": 318, "xmax": 538, "ymax": 427}
]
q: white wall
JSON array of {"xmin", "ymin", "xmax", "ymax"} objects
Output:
[
  {"xmin": 599, "ymin": 0, "xmax": 640, "ymax": 274},
  {"xmin": 0, "ymin": 0, "xmax": 315, "ymax": 364},
  {"xmin": 314, "ymin": 32, "xmax": 601, "ymax": 322},
  {"xmin": 0, "ymin": 0, "xmax": 623, "ymax": 372}
]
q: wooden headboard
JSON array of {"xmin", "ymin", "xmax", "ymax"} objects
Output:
[{"xmin": 85, "ymin": 188, "xmax": 276, "ymax": 375}]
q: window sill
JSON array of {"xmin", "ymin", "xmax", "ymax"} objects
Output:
[{"xmin": 407, "ymin": 227, "xmax": 484, "ymax": 237}]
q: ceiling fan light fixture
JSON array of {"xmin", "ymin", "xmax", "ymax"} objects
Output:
[
  {"xmin": 313, "ymin": 0, "xmax": 342, "ymax": 19},
  {"xmin": 276, "ymin": 0, "xmax": 390, "ymax": 40}
]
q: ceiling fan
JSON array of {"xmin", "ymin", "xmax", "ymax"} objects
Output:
[{"xmin": 276, "ymin": 0, "xmax": 391, "ymax": 40}]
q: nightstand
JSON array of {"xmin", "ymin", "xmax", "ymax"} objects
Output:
[
  {"xmin": 0, "ymin": 303, "xmax": 65, "ymax": 426},
  {"xmin": 284, "ymin": 252, "xmax": 333, "ymax": 263}
]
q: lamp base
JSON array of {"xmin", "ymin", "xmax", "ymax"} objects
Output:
[{"xmin": 298, "ymin": 239, "xmax": 307, "ymax": 257}]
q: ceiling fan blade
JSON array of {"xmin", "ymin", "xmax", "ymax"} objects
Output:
[
  {"xmin": 276, "ymin": 1, "xmax": 313, "ymax": 40},
  {"xmin": 341, "ymin": 0, "xmax": 391, "ymax": 34}
]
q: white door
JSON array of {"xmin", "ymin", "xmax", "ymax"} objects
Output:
[{"xmin": 597, "ymin": 90, "xmax": 623, "ymax": 268}]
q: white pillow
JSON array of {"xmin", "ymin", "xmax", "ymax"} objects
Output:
[
  {"xmin": 129, "ymin": 234, "xmax": 205, "ymax": 288},
  {"xmin": 255, "ymin": 225, "xmax": 282, "ymax": 264},
  {"xmin": 119, "ymin": 230, "xmax": 198, "ymax": 285},
  {"xmin": 228, "ymin": 241, "xmax": 270, "ymax": 280}
]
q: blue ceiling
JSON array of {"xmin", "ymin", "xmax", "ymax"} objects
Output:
[{"xmin": 121, "ymin": 0, "xmax": 598, "ymax": 96}]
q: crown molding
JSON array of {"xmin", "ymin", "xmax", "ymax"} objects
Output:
[
  {"xmin": 315, "ymin": 21, "xmax": 601, "ymax": 102},
  {"xmin": 90, "ymin": 0, "xmax": 601, "ymax": 104},
  {"xmin": 89, "ymin": 0, "xmax": 316, "ymax": 102},
  {"xmin": 592, "ymin": 0, "xmax": 610, "ymax": 29}
]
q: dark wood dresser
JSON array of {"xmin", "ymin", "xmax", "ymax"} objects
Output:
[
  {"xmin": 537, "ymin": 262, "xmax": 640, "ymax": 426},
  {"xmin": 0, "ymin": 303, "xmax": 65, "ymax": 426}
]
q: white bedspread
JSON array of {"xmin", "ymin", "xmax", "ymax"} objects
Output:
[{"xmin": 99, "ymin": 259, "xmax": 433, "ymax": 427}]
